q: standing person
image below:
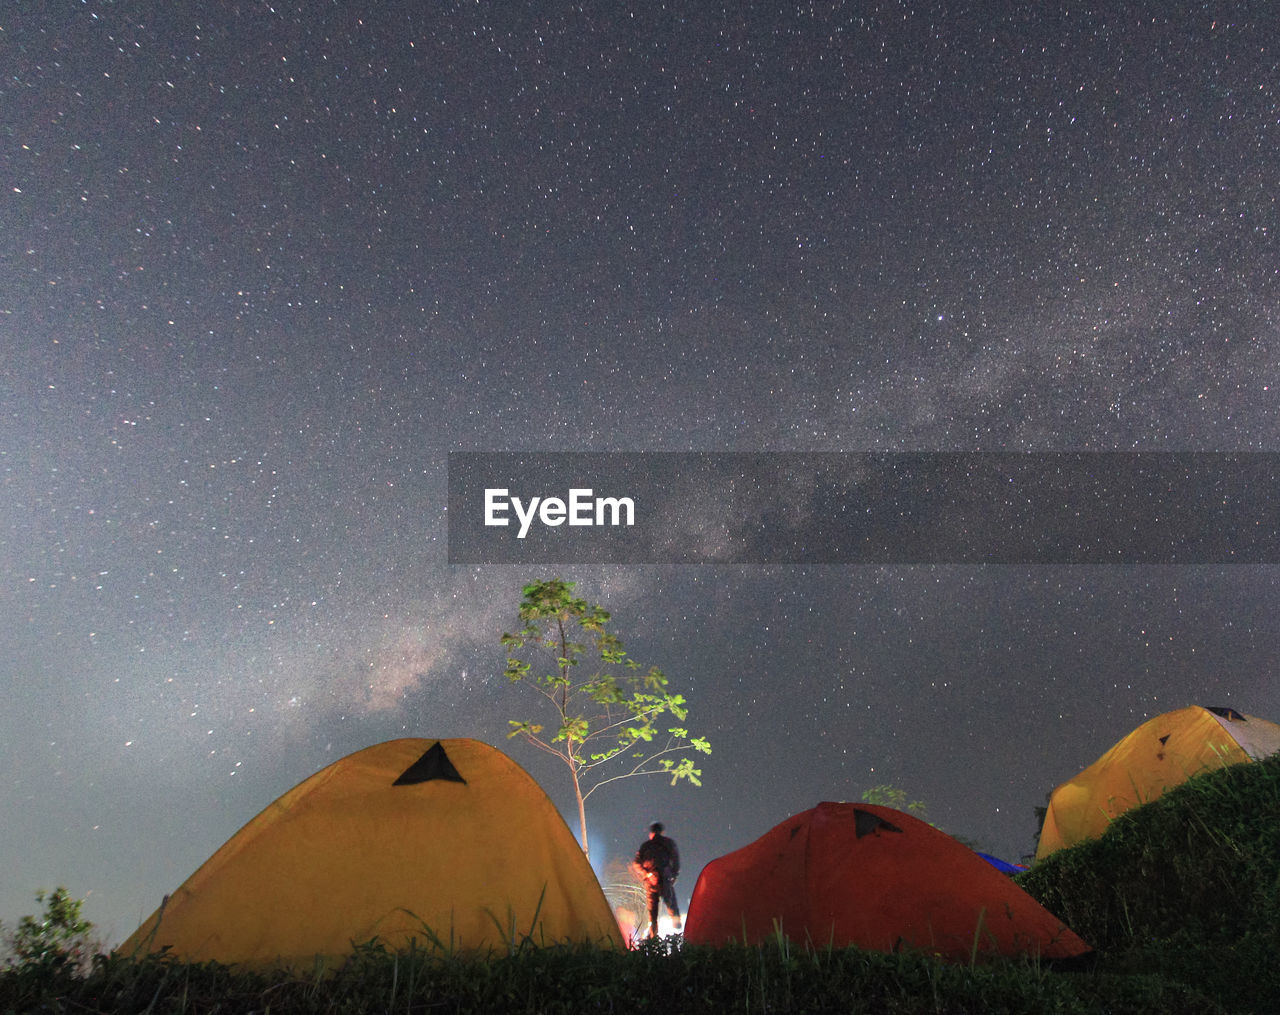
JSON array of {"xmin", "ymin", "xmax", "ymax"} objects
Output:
[{"xmin": 633, "ymin": 821, "xmax": 681, "ymax": 938}]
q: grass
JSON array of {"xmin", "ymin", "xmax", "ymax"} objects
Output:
[
  {"xmin": 6, "ymin": 756, "xmax": 1278, "ymax": 1013},
  {"xmin": 0, "ymin": 937, "xmax": 1222, "ymax": 1015}
]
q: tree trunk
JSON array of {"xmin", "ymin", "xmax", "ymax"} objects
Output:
[
  {"xmin": 576, "ymin": 786, "xmax": 589, "ymax": 859},
  {"xmin": 568, "ymin": 745, "xmax": 589, "ymax": 858}
]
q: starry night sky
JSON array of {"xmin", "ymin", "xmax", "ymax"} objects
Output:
[{"xmin": 2, "ymin": 2, "xmax": 1278, "ymax": 944}]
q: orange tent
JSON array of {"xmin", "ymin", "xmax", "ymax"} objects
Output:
[
  {"xmin": 683, "ymin": 802, "xmax": 1088, "ymax": 961},
  {"xmin": 119, "ymin": 738, "xmax": 622, "ymax": 970},
  {"xmin": 1036, "ymin": 705, "xmax": 1280, "ymax": 859}
]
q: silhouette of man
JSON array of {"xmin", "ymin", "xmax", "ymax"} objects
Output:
[{"xmin": 634, "ymin": 821, "xmax": 681, "ymax": 938}]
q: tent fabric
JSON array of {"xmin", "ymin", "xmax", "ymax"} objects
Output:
[
  {"xmin": 1035, "ymin": 705, "xmax": 1280, "ymax": 860},
  {"xmin": 118, "ymin": 738, "xmax": 622, "ymax": 969},
  {"xmin": 976, "ymin": 852, "xmax": 1027, "ymax": 875},
  {"xmin": 682, "ymin": 802, "xmax": 1088, "ymax": 961},
  {"xmin": 1204, "ymin": 706, "xmax": 1280, "ymax": 762}
]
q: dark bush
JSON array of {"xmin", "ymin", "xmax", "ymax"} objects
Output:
[{"xmin": 1019, "ymin": 753, "xmax": 1280, "ymax": 1011}]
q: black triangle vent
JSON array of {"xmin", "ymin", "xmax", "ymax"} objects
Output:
[
  {"xmin": 1206, "ymin": 706, "xmax": 1244, "ymax": 721},
  {"xmin": 393, "ymin": 742, "xmax": 466, "ymax": 786},
  {"xmin": 854, "ymin": 809, "xmax": 904, "ymax": 839}
]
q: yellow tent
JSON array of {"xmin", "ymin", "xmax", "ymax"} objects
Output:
[
  {"xmin": 119, "ymin": 738, "xmax": 623, "ymax": 969},
  {"xmin": 1036, "ymin": 706, "xmax": 1280, "ymax": 860}
]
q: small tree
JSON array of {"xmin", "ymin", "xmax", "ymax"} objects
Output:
[
  {"xmin": 3, "ymin": 887, "xmax": 96, "ymax": 975},
  {"xmin": 861, "ymin": 784, "xmax": 929, "ymax": 818},
  {"xmin": 502, "ymin": 578, "xmax": 711, "ymax": 857}
]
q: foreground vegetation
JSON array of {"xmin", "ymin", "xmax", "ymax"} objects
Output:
[
  {"xmin": 0, "ymin": 937, "xmax": 1222, "ymax": 1015},
  {"xmin": 5, "ymin": 755, "xmax": 1277, "ymax": 1014},
  {"xmin": 1017, "ymin": 751, "xmax": 1280, "ymax": 1013}
]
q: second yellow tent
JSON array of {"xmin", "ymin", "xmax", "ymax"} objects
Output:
[{"xmin": 1036, "ymin": 705, "xmax": 1280, "ymax": 859}]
